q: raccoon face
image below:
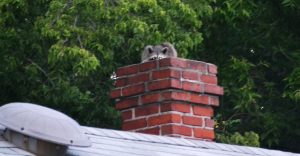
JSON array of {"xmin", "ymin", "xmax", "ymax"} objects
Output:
[
  {"xmin": 142, "ymin": 42, "xmax": 177, "ymax": 63},
  {"xmin": 146, "ymin": 45, "xmax": 169, "ymax": 61}
]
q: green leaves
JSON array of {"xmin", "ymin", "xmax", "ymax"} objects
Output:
[
  {"xmin": 221, "ymin": 57, "xmax": 261, "ymax": 112},
  {"xmin": 0, "ymin": 0, "xmax": 205, "ymax": 129},
  {"xmin": 48, "ymin": 43, "xmax": 99, "ymax": 76},
  {"xmin": 217, "ymin": 131, "xmax": 260, "ymax": 147},
  {"xmin": 282, "ymin": 0, "xmax": 300, "ymax": 9},
  {"xmin": 284, "ymin": 67, "xmax": 300, "ymax": 101},
  {"xmin": 190, "ymin": 0, "xmax": 300, "ymax": 151}
]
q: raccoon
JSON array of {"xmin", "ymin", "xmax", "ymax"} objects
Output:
[{"xmin": 141, "ymin": 42, "xmax": 178, "ymax": 63}]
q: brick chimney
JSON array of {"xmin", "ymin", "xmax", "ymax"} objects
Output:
[{"xmin": 110, "ymin": 58, "xmax": 223, "ymax": 141}]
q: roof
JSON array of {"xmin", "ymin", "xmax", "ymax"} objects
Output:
[{"xmin": 1, "ymin": 125, "xmax": 299, "ymax": 156}]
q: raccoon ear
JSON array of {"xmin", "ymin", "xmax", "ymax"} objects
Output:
[
  {"xmin": 147, "ymin": 46, "xmax": 153, "ymax": 54},
  {"xmin": 162, "ymin": 47, "xmax": 168, "ymax": 54}
]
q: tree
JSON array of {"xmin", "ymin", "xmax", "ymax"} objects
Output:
[
  {"xmin": 186, "ymin": 0, "xmax": 300, "ymax": 152},
  {"xmin": 0, "ymin": 0, "xmax": 204, "ymax": 128}
]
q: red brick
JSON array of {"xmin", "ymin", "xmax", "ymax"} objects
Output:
[
  {"xmin": 161, "ymin": 91, "xmax": 190, "ymax": 101},
  {"xmin": 205, "ymin": 118, "xmax": 214, "ymax": 128},
  {"xmin": 141, "ymin": 93, "xmax": 160, "ymax": 104},
  {"xmin": 193, "ymin": 106, "xmax": 213, "ymax": 116},
  {"xmin": 209, "ymin": 96, "xmax": 219, "ymax": 106},
  {"xmin": 135, "ymin": 104, "xmax": 159, "ymax": 117},
  {"xmin": 204, "ymin": 84, "xmax": 224, "ymax": 95},
  {"xmin": 194, "ymin": 128, "xmax": 215, "ymax": 139},
  {"xmin": 148, "ymin": 79, "xmax": 171, "ymax": 91},
  {"xmin": 160, "ymin": 91, "xmax": 172, "ymax": 100},
  {"xmin": 186, "ymin": 60, "xmax": 207, "ymax": 72},
  {"xmin": 140, "ymin": 61, "xmax": 157, "ymax": 72},
  {"xmin": 160, "ymin": 102, "xmax": 191, "ymax": 113},
  {"xmin": 121, "ymin": 110, "xmax": 132, "ymax": 120},
  {"xmin": 116, "ymin": 64, "xmax": 139, "ymax": 77},
  {"xmin": 190, "ymin": 94, "xmax": 209, "ymax": 105},
  {"xmin": 136, "ymin": 127, "xmax": 160, "ymax": 135},
  {"xmin": 152, "ymin": 69, "xmax": 181, "ymax": 80},
  {"xmin": 115, "ymin": 97, "xmax": 139, "ymax": 110},
  {"xmin": 115, "ymin": 78, "xmax": 127, "ymax": 87},
  {"xmin": 174, "ymin": 92, "xmax": 190, "ymax": 101},
  {"xmin": 161, "ymin": 125, "xmax": 192, "ymax": 136},
  {"xmin": 148, "ymin": 114, "xmax": 181, "ymax": 126},
  {"xmin": 182, "ymin": 71, "xmax": 199, "ymax": 81},
  {"xmin": 127, "ymin": 73, "xmax": 150, "ymax": 84},
  {"xmin": 208, "ymin": 64, "xmax": 218, "ymax": 74},
  {"xmin": 182, "ymin": 81, "xmax": 203, "ymax": 92},
  {"xmin": 122, "ymin": 84, "xmax": 144, "ymax": 97},
  {"xmin": 159, "ymin": 58, "xmax": 186, "ymax": 68},
  {"xmin": 165, "ymin": 134, "xmax": 181, "ymax": 138},
  {"xmin": 122, "ymin": 118, "xmax": 147, "ymax": 130},
  {"xmin": 148, "ymin": 79, "xmax": 181, "ymax": 91},
  {"xmin": 200, "ymin": 75, "xmax": 217, "ymax": 84},
  {"xmin": 110, "ymin": 89, "xmax": 121, "ymax": 98},
  {"xmin": 183, "ymin": 116, "xmax": 203, "ymax": 126}
]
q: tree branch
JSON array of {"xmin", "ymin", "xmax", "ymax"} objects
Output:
[
  {"xmin": 51, "ymin": 0, "xmax": 73, "ymax": 26},
  {"xmin": 26, "ymin": 58, "xmax": 54, "ymax": 86}
]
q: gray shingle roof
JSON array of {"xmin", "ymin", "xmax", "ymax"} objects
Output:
[{"xmin": 1, "ymin": 125, "xmax": 299, "ymax": 156}]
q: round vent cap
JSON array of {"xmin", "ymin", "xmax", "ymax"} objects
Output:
[{"xmin": 0, "ymin": 102, "xmax": 91, "ymax": 147}]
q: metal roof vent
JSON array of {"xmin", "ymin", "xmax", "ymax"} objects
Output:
[{"xmin": 0, "ymin": 102, "xmax": 91, "ymax": 156}]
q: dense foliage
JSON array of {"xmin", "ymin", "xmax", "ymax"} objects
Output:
[
  {"xmin": 0, "ymin": 0, "xmax": 299, "ymax": 152},
  {"xmin": 195, "ymin": 0, "xmax": 300, "ymax": 152}
]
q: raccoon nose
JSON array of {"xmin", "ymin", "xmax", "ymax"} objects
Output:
[{"xmin": 158, "ymin": 57, "xmax": 163, "ymax": 59}]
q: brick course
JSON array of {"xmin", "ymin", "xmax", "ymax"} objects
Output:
[
  {"xmin": 148, "ymin": 114, "xmax": 181, "ymax": 126},
  {"xmin": 182, "ymin": 116, "xmax": 203, "ymax": 126},
  {"xmin": 135, "ymin": 104, "xmax": 159, "ymax": 117},
  {"xmin": 160, "ymin": 102, "xmax": 190, "ymax": 113}
]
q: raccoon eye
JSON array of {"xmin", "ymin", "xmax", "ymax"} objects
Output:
[{"xmin": 162, "ymin": 47, "xmax": 168, "ymax": 54}]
